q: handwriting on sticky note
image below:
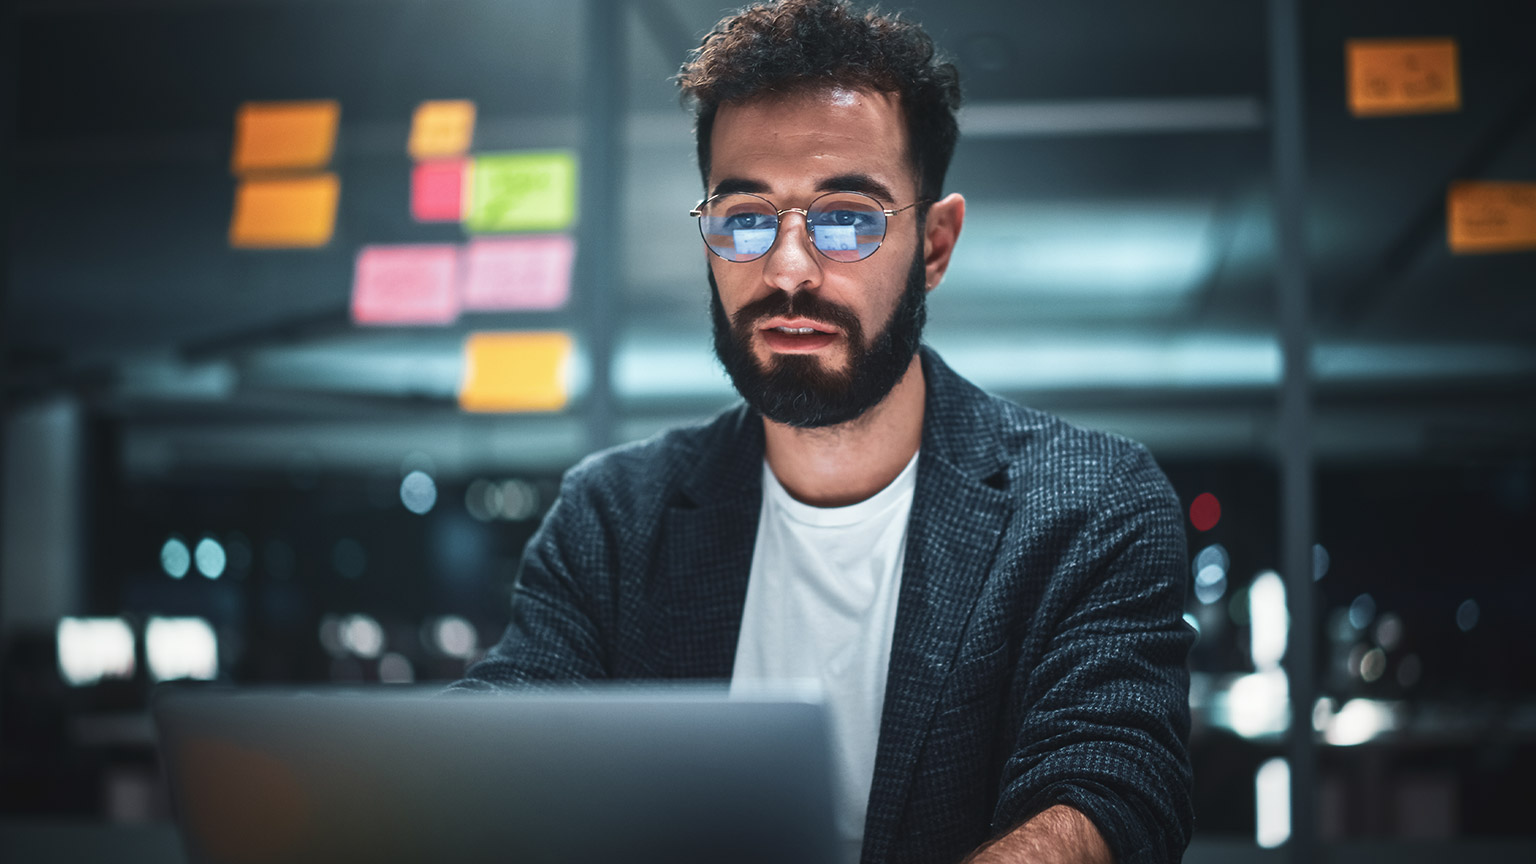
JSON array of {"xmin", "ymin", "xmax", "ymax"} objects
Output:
[
  {"xmin": 409, "ymin": 100, "xmax": 476, "ymax": 160},
  {"xmin": 229, "ymin": 174, "xmax": 339, "ymax": 248},
  {"xmin": 232, "ymin": 101, "xmax": 340, "ymax": 174},
  {"xmin": 1447, "ymin": 182, "xmax": 1536, "ymax": 254},
  {"xmin": 351, "ymin": 244, "xmax": 461, "ymax": 325},
  {"xmin": 465, "ymin": 152, "xmax": 578, "ymax": 233},
  {"xmin": 1347, "ymin": 39, "xmax": 1460, "ymax": 117},
  {"xmin": 459, "ymin": 331, "xmax": 573, "ymax": 413},
  {"xmin": 462, "ymin": 236, "xmax": 575, "ymax": 311}
]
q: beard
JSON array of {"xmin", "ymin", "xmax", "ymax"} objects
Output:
[{"xmin": 709, "ymin": 243, "xmax": 928, "ymax": 429}]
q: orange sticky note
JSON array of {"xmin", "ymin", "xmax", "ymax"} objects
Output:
[
  {"xmin": 232, "ymin": 101, "xmax": 340, "ymax": 174},
  {"xmin": 459, "ymin": 332, "xmax": 572, "ymax": 413},
  {"xmin": 229, "ymin": 174, "xmax": 340, "ymax": 248},
  {"xmin": 409, "ymin": 100, "xmax": 476, "ymax": 160},
  {"xmin": 1447, "ymin": 182, "xmax": 1536, "ymax": 254},
  {"xmin": 1347, "ymin": 38, "xmax": 1460, "ymax": 117}
]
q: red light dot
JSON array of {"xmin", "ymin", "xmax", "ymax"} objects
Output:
[{"xmin": 1189, "ymin": 493, "xmax": 1221, "ymax": 532}]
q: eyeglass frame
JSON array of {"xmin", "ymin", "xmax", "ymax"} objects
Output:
[{"xmin": 688, "ymin": 190, "xmax": 930, "ymax": 263}]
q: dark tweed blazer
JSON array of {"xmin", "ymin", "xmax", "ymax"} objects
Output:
[{"xmin": 455, "ymin": 345, "xmax": 1194, "ymax": 864}]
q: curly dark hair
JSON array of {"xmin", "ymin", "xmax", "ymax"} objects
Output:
[{"xmin": 677, "ymin": 0, "xmax": 963, "ymax": 202}]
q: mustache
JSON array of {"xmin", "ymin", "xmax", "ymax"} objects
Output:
[{"xmin": 730, "ymin": 289, "xmax": 863, "ymax": 338}]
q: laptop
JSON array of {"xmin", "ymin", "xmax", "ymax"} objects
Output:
[{"xmin": 152, "ymin": 683, "xmax": 838, "ymax": 864}]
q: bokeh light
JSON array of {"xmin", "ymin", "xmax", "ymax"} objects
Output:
[
  {"xmin": 1226, "ymin": 669, "xmax": 1289, "ymax": 738},
  {"xmin": 1373, "ymin": 613, "xmax": 1403, "ymax": 651},
  {"xmin": 340, "ymin": 614, "xmax": 385, "ymax": 659},
  {"xmin": 1192, "ymin": 544, "xmax": 1229, "ymax": 605},
  {"xmin": 56, "ymin": 617, "xmax": 136, "ymax": 686},
  {"xmin": 1348, "ymin": 593, "xmax": 1376, "ymax": 630},
  {"xmin": 318, "ymin": 614, "xmax": 346, "ymax": 658},
  {"xmin": 1456, "ymin": 598, "xmax": 1479, "ymax": 632},
  {"xmin": 194, "ymin": 536, "xmax": 226, "ymax": 579},
  {"xmin": 499, "ymin": 478, "xmax": 539, "ymax": 520},
  {"xmin": 160, "ymin": 537, "xmax": 191, "ymax": 579},
  {"xmin": 1324, "ymin": 698, "xmax": 1400, "ymax": 746},
  {"xmin": 432, "ymin": 615, "xmax": 479, "ymax": 660},
  {"xmin": 378, "ymin": 652, "xmax": 415, "ymax": 684},
  {"xmin": 1248, "ymin": 570, "xmax": 1287, "ymax": 670},
  {"xmin": 400, "ymin": 470, "xmax": 438, "ymax": 515},
  {"xmin": 1189, "ymin": 492, "xmax": 1221, "ymax": 532},
  {"xmin": 1194, "ymin": 566, "xmax": 1227, "ymax": 605},
  {"xmin": 1311, "ymin": 543, "xmax": 1329, "ymax": 581},
  {"xmin": 1360, "ymin": 647, "xmax": 1386, "ymax": 683},
  {"xmin": 145, "ymin": 617, "xmax": 219, "ymax": 682},
  {"xmin": 1255, "ymin": 757, "xmax": 1290, "ymax": 849},
  {"xmin": 465, "ymin": 479, "xmax": 502, "ymax": 522}
]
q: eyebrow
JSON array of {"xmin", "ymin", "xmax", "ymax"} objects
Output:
[{"xmin": 709, "ymin": 172, "xmax": 899, "ymax": 204}]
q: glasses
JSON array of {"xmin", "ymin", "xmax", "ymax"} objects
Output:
[{"xmin": 690, "ymin": 190, "xmax": 925, "ymax": 263}]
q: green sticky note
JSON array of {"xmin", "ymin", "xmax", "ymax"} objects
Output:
[{"xmin": 465, "ymin": 151, "xmax": 578, "ymax": 232}]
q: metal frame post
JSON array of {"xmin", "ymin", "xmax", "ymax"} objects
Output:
[
  {"xmin": 1267, "ymin": 0, "xmax": 1318, "ymax": 860},
  {"xmin": 578, "ymin": 0, "xmax": 626, "ymax": 454}
]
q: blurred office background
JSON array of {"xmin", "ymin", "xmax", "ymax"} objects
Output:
[{"xmin": 2, "ymin": 0, "xmax": 1533, "ymax": 861}]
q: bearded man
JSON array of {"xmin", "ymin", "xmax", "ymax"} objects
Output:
[{"xmin": 454, "ymin": 2, "xmax": 1194, "ymax": 862}]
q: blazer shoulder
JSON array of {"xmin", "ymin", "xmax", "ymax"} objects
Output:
[
  {"xmin": 559, "ymin": 404, "xmax": 748, "ymax": 514},
  {"xmin": 981, "ymin": 394, "xmax": 1173, "ymax": 507}
]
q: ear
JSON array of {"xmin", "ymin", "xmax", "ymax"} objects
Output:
[{"xmin": 921, "ymin": 192, "xmax": 965, "ymax": 291}]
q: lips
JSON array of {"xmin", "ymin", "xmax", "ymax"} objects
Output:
[
  {"xmin": 760, "ymin": 321, "xmax": 840, "ymax": 353},
  {"xmin": 760, "ymin": 317, "xmax": 840, "ymax": 336}
]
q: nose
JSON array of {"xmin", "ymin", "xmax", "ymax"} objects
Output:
[{"xmin": 760, "ymin": 209, "xmax": 823, "ymax": 293}]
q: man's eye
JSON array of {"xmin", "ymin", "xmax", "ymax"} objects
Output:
[
  {"xmin": 814, "ymin": 209, "xmax": 876, "ymax": 229},
  {"xmin": 724, "ymin": 212, "xmax": 771, "ymax": 229}
]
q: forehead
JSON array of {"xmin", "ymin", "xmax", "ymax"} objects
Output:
[{"xmin": 708, "ymin": 86, "xmax": 913, "ymax": 198}]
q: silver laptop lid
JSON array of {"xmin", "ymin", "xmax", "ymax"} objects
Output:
[{"xmin": 153, "ymin": 684, "xmax": 837, "ymax": 864}]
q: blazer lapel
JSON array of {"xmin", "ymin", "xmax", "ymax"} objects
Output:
[
  {"xmin": 860, "ymin": 347, "xmax": 1017, "ymax": 864},
  {"xmin": 651, "ymin": 406, "xmax": 765, "ymax": 679},
  {"xmin": 655, "ymin": 496, "xmax": 761, "ymax": 677}
]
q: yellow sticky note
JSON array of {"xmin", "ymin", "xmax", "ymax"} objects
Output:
[
  {"xmin": 232, "ymin": 101, "xmax": 340, "ymax": 174},
  {"xmin": 459, "ymin": 331, "xmax": 573, "ymax": 412},
  {"xmin": 1347, "ymin": 38, "xmax": 1460, "ymax": 117},
  {"xmin": 229, "ymin": 174, "xmax": 340, "ymax": 248},
  {"xmin": 409, "ymin": 100, "xmax": 476, "ymax": 160},
  {"xmin": 465, "ymin": 151, "xmax": 578, "ymax": 233},
  {"xmin": 1447, "ymin": 182, "xmax": 1536, "ymax": 254}
]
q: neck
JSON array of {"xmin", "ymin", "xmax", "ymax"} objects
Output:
[{"xmin": 762, "ymin": 353, "xmax": 925, "ymax": 507}]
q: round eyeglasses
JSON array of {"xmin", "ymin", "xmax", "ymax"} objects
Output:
[{"xmin": 690, "ymin": 190, "xmax": 925, "ymax": 263}]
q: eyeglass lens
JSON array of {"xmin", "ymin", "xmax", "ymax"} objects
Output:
[{"xmin": 698, "ymin": 192, "xmax": 887, "ymax": 262}]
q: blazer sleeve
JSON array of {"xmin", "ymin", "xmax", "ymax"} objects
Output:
[
  {"xmin": 447, "ymin": 466, "xmax": 613, "ymax": 690},
  {"xmin": 994, "ymin": 444, "xmax": 1195, "ymax": 864}
]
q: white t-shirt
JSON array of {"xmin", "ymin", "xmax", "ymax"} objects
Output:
[{"xmin": 730, "ymin": 451, "xmax": 920, "ymax": 852}]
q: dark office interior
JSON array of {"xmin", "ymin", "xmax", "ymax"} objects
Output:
[{"xmin": 2, "ymin": 1, "xmax": 1534, "ymax": 861}]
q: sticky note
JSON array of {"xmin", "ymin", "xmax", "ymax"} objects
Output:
[
  {"xmin": 412, "ymin": 159, "xmax": 467, "ymax": 222},
  {"xmin": 1447, "ymin": 182, "xmax": 1536, "ymax": 254},
  {"xmin": 459, "ymin": 331, "xmax": 573, "ymax": 413},
  {"xmin": 465, "ymin": 151, "xmax": 578, "ymax": 233},
  {"xmin": 462, "ymin": 236, "xmax": 575, "ymax": 311},
  {"xmin": 409, "ymin": 100, "xmax": 476, "ymax": 160},
  {"xmin": 232, "ymin": 101, "xmax": 341, "ymax": 174},
  {"xmin": 229, "ymin": 174, "xmax": 340, "ymax": 248},
  {"xmin": 351, "ymin": 244, "xmax": 460, "ymax": 325},
  {"xmin": 1347, "ymin": 39, "xmax": 1460, "ymax": 117}
]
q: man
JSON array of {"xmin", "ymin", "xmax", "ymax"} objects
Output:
[{"xmin": 454, "ymin": 1, "xmax": 1193, "ymax": 862}]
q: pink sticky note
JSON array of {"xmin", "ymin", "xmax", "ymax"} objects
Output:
[
  {"xmin": 411, "ymin": 159, "xmax": 466, "ymax": 222},
  {"xmin": 461, "ymin": 235, "xmax": 575, "ymax": 311},
  {"xmin": 352, "ymin": 244, "xmax": 460, "ymax": 325}
]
